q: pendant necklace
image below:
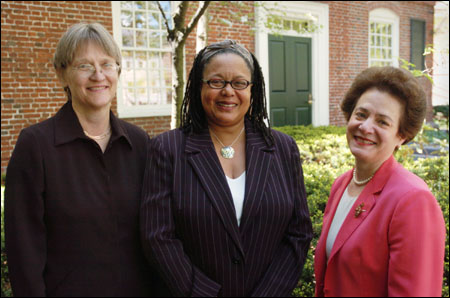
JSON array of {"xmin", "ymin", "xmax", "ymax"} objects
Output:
[{"xmin": 210, "ymin": 127, "xmax": 245, "ymax": 159}]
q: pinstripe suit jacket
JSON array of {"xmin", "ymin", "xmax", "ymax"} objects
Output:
[{"xmin": 140, "ymin": 120, "xmax": 312, "ymax": 297}]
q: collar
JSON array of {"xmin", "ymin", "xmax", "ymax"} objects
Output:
[
  {"xmin": 54, "ymin": 101, "xmax": 133, "ymax": 149},
  {"xmin": 185, "ymin": 117, "xmax": 274, "ymax": 154},
  {"xmin": 359, "ymin": 155, "xmax": 398, "ymax": 195}
]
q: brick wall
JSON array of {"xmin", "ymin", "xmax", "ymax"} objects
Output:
[
  {"xmin": 326, "ymin": 1, "xmax": 435, "ymax": 126},
  {"xmin": 184, "ymin": 2, "xmax": 255, "ymax": 76},
  {"xmin": 327, "ymin": 1, "xmax": 369, "ymax": 126},
  {"xmin": 1, "ymin": 1, "xmax": 170, "ymax": 174}
]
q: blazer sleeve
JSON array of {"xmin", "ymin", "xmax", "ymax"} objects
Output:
[
  {"xmin": 5, "ymin": 129, "xmax": 47, "ymax": 297},
  {"xmin": 251, "ymin": 137, "xmax": 313, "ymax": 297},
  {"xmin": 140, "ymin": 136, "xmax": 221, "ymax": 297},
  {"xmin": 388, "ymin": 188, "xmax": 446, "ymax": 297}
]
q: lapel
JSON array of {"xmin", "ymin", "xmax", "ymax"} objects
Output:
[
  {"xmin": 239, "ymin": 119, "xmax": 274, "ymax": 235},
  {"xmin": 327, "ymin": 156, "xmax": 398, "ymax": 264},
  {"xmin": 185, "ymin": 127, "xmax": 245, "ymax": 257}
]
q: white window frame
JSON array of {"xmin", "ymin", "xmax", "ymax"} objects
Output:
[
  {"xmin": 369, "ymin": 8, "xmax": 399, "ymax": 67},
  {"xmin": 112, "ymin": 1, "xmax": 173, "ymax": 118},
  {"xmin": 255, "ymin": 1, "xmax": 329, "ymax": 126}
]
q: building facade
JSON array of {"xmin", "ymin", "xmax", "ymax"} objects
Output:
[{"xmin": 1, "ymin": 1, "xmax": 435, "ymax": 173}]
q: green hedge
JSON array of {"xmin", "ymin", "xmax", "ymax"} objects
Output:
[
  {"xmin": 1, "ymin": 125, "xmax": 448, "ymax": 297},
  {"xmin": 274, "ymin": 125, "xmax": 449, "ymax": 297}
]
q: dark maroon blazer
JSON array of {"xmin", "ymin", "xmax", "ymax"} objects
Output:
[
  {"xmin": 5, "ymin": 101, "xmax": 168, "ymax": 297},
  {"xmin": 140, "ymin": 119, "xmax": 313, "ymax": 297}
]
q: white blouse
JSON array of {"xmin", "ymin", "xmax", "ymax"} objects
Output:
[
  {"xmin": 226, "ymin": 171, "xmax": 246, "ymax": 226},
  {"xmin": 326, "ymin": 185, "xmax": 358, "ymax": 258}
]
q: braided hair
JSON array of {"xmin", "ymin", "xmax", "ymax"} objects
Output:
[{"xmin": 180, "ymin": 41, "xmax": 274, "ymax": 147}]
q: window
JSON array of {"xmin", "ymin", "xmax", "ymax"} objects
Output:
[
  {"xmin": 369, "ymin": 8, "xmax": 399, "ymax": 67},
  {"xmin": 369, "ymin": 22, "xmax": 393, "ymax": 66},
  {"xmin": 112, "ymin": 1, "xmax": 173, "ymax": 118}
]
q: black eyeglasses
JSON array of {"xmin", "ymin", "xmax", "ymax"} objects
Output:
[{"xmin": 202, "ymin": 79, "xmax": 252, "ymax": 90}]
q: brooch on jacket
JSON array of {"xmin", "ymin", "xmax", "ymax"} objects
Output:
[{"xmin": 354, "ymin": 203, "xmax": 366, "ymax": 218}]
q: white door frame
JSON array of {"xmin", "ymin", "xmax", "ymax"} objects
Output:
[{"xmin": 255, "ymin": 1, "xmax": 330, "ymax": 126}]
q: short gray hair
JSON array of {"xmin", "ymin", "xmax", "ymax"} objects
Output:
[{"xmin": 53, "ymin": 23, "xmax": 121, "ymax": 72}]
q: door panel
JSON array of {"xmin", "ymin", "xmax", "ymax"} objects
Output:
[
  {"xmin": 269, "ymin": 41, "xmax": 286, "ymax": 92},
  {"xmin": 269, "ymin": 35, "xmax": 312, "ymax": 126},
  {"xmin": 271, "ymin": 108, "xmax": 286, "ymax": 127}
]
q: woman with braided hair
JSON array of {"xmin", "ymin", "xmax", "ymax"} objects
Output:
[{"xmin": 141, "ymin": 40, "xmax": 313, "ymax": 296}]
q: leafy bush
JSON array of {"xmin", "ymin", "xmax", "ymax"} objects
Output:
[{"xmin": 274, "ymin": 125, "xmax": 449, "ymax": 297}]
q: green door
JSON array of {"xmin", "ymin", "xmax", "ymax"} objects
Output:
[{"xmin": 269, "ymin": 35, "xmax": 312, "ymax": 126}]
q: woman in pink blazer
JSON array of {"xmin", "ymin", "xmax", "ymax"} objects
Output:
[{"xmin": 314, "ymin": 67, "xmax": 446, "ymax": 297}]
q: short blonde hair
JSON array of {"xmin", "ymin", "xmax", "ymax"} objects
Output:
[{"xmin": 53, "ymin": 23, "xmax": 121, "ymax": 72}]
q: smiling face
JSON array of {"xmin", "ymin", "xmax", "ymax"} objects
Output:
[
  {"xmin": 57, "ymin": 41, "xmax": 119, "ymax": 112},
  {"xmin": 346, "ymin": 88, "xmax": 406, "ymax": 168},
  {"xmin": 201, "ymin": 53, "xmax": 252, "ymax": 129}
]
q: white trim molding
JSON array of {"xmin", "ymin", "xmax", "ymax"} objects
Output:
[{"xmin": 255, "ymin": 1, "xmax": 329, "ymax": 126}]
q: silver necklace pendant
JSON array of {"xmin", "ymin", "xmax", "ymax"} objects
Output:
[{"xmin": 221, "ymin": 146, "xmax": 235, "ymax": 159}]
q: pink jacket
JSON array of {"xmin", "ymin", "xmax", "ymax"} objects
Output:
[{"xmin": 314, "ymin": 156, "xmax": 446, "ymax": 297}]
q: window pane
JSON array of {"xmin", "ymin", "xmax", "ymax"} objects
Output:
[
  {"xmin": 283, "ymin": 20, "xmax": 292, "ymax": 31},
  {"xmin": 149, "ymin": 32, "xmax": 160, "ymax": 48},
  {"xmin": 134, "ymin": 1, "xmax": 145, "ymax": 10},
  {"xmin": 136, "ymin": 30, "xmax": 147, "ymax": 48},
  {"xmin": 121, "ymin": 1, "xmax": 133, "ymax": 9},
  {"xmin": 162, "ymin": 33, "xmax": 170, "ymax": 49},
  {"xmin": 136, "ymin": 88, "xmax": 148, "ymax": 105},
  {"xmin": 148, "ymin": 1, "xmax": 158, "ymax": 10},
  {"xmin": 149, "ymin": 71, "xmax": 160, "ymax": 87},
  {"xmin": 135, "ymin": 12, "xmax": 146, "ymax": 29},
  {"xmin": 164, "ymin": 70, "xmax": 172, "ymax": 88},
  {"xmin": 123, "ymin": 88, "xmax": 135, "ymax": 106},
  {"xmin": 148, "ymin": 13, "xmax": 159, "ymax": 29},
  {"xmin": 122, "ymin": 69, "xmax": 134, "ymax": 88},
  {"xmin": 135, "ymin": 70, "xmax": 147, "ymax": 88},
  {"xmin": 159, "ymin": 1, "xmax": 171, "ymax": 12},
  {"xmin": 122, "ymin": 29, "xmax": 133, "ymax": 47},
  {"xmin": 149, "ymin": 52, "xmax": 160, "ymax": 68},
  {"xmin": 122, "ymin": 51, "xmax": 133, "ymax": 69},
  {"xmin": 162, "ymin": 52, "xmax": 172, "ymax": 69},
  {"xmin": 165, "ymin": 89, "xmax": 172, "ymax": 104},
  {"xmin": 121, "ymin": 10, "xmax": 133, "ymax": 28},
  {"xmin": 136, "ymin": 51, "xmax": 147, "ymax": 69},
  {"xmin": 149, "ymin": 89, "xmax": 161, "ymax": 104}
]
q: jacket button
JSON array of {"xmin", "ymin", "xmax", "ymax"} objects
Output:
[{"xmin": 232, "ymin": 257, "xmax": 240, "ymax": 264}]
